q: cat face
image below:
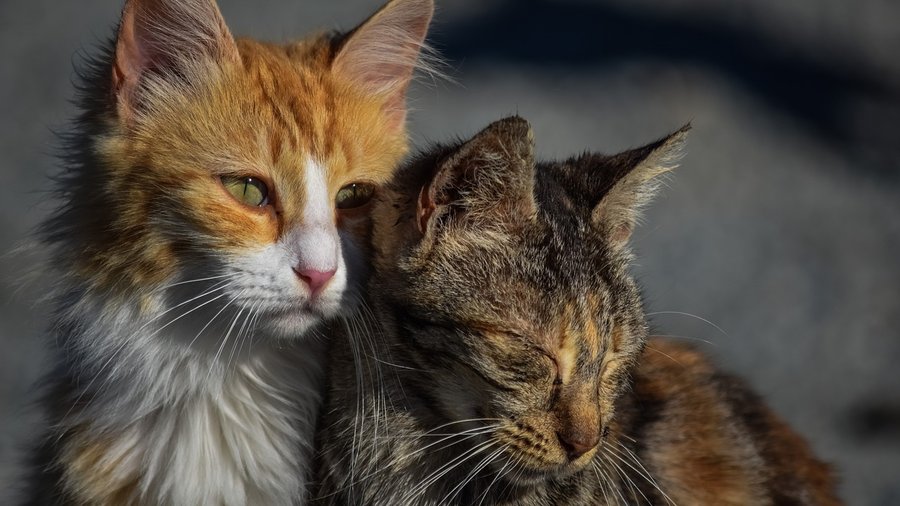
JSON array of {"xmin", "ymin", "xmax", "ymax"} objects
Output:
[
  {"xmin": 372, "ymin": 117, "xmax": 687, "ymax": 480},
  {"xmin": 59, "ymin": 0, "xmax": 433, "ymax": 340}
]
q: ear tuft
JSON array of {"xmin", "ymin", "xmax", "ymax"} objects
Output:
[
  {"xmin": 333, "ymin": 0, "xmax": 435, "ymax": 131},
  {"xmin": 113, "ymin": 0, "xmax": 240, "ymax": 121},
  {"xmin": 593, "ymin": 124, "xmax": 690, "ymax": 248}
]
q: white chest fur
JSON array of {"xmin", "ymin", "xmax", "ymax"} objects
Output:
[
  {"xmin": 56, "ymin": 301, "xmax": 327, "ymax": 506},
  {"xmin": 134, "ymin": 346, "xmax": 323, "ymax": 505}
]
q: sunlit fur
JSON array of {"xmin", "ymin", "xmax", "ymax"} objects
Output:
[
  {"xmin": 314, "ymin": 117, "xmax": 841, "ymax": 505},
  {"xmin": 20, "ymin": 0, "xmax": 433, "ymax": 504}
]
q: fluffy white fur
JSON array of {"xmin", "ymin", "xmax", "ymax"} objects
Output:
[
  {"xmin": 48, "ymin": 157, "xmax": 354, "ymax": 505},
  {"xmin": 61, "ymin": 307, "xmax": 324, "ymax": 505},
  {"xmin": 22, "ymin": 0, "xmax": 436, "ymax": 501}
]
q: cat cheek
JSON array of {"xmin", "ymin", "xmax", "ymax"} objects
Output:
[{"xmin": 189, "ymin": 193, "xmax": 279, "ymax": 249}]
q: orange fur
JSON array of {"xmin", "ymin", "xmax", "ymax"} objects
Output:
[
  {"xmin": 28, "ymin": 0, "xmax": 435, "ymax": 504},
  {"xmin": 85, "ymin": 36, "xmax": 407, "ymax": 296},
  {"xmin": 63, "ymin": 430, "xmax": 141, "ymax": 506}
]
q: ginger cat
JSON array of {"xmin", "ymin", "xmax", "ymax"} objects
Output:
[{"xmin": 20, "ymin": 0, "xmax": 433, "ymax": 504}]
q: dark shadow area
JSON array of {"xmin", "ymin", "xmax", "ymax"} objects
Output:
[
  {"xmin": 436, "ymin": 0, "xmax": 900, "ymax": 180},
  {"xmin": 844, "ymin": 401, "xmax": 900, "ymax": 443}
]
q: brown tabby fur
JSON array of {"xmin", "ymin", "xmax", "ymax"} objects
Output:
[{"xmin": 314, "ymin": 116, "xmax": 841, "ymax": 505}]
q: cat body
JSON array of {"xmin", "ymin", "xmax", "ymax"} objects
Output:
[
  {"xmin": 314, "ymin": 117, "xmax": 840, "ymax": 505},
  {"xmin": 21, "ymin": 0, "xmax": 433, "ymax": 504}
]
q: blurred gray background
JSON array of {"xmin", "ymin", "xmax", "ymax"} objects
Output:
[{"xmin": 1, "ymin": 0, "xmax": 898, "ymax": 503}]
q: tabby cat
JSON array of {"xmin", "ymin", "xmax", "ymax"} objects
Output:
[
  {"xmin": 314, "ymin": 116, "xmax": 841, "ymax": 505},
  {"xmin": 21, "ymin": 0, "xmax": 433, "ymax": 504}
]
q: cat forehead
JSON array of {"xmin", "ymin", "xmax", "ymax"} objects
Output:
[
  {"xmin": 436, "ymin": 235, "xmax": 614, "ymax": 330},
  {"xmin": 127, "ymin": 38, "xmax": 402, "ymax": 179},
  {"xmin": 228, "ymin": 39, "xmax": 345, "ymax": 155}
]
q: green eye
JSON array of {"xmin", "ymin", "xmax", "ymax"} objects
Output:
[
  {"xmin": 335, "ymin": 182, "xmax": 375, "ymax": 210},
  {"xmin": 223, "ymin": 176, "xmax": 269, "ymax": 207}
]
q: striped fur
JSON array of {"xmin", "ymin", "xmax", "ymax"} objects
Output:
[
  {"xmin": 314, "ymin": 116, "xmax": 841, "ymax": 505},
  {"xmin": 20, "ymin": 0, "xmax": 433, "ymax": 504}
]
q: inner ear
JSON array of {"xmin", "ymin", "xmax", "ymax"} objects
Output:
[
  {"xmin": 415, "ymin": 163, "xmax": 453, "ymax": 235},
  {"xmin": 416, "ymin": 184, "xmax": 433, "ymax": 234},
  {"xmin": 610, "ymin": 222, "xmax": 632, "ymax": 245},
  {"xmin": 590, "ymin": 125, "xmax": 690, "ymax": 250},
  {"xmin": 112, "ymin": 0, "xmax": 240, "ymax": 122},
  {"xmin": 332, "ymin": 0, "xmax": 435, "ymax": 132}
]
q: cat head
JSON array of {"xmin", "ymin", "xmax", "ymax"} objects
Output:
[
  {"xmin": 372, "ymin": 116, "xmax": 687, "ymax": 480},
  {"xmin": 51, "ymin": 0, "xmax": 434, "ymax": 341}
]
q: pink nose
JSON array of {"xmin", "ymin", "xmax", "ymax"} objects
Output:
[{"xmin": 294, "ymin": 268, "xmax": 336, "ymax": 296}]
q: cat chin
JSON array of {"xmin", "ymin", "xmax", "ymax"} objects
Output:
[
  {"xmin": 262, "ymin": 308, "xmax": 328, "ymax": 340},
  {"xmin": 502, "ymin": 466, "xmax": 578, "ymax": 487},
  {"xmin": 494, "ymin": 452, "xmax": 596, "ymax": 486},
  {"xmin": 261, "ymin": 295, "xmax": 346, "ymax": 340}
]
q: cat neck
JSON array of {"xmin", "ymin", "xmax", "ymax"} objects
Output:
[{"xmin": 49, "ymin": 286, "xmax": 326, "ymax": 505}]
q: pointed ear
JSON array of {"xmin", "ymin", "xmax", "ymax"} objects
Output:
[
  {"xmin": 333, "ymin": 0, "xmax": 434, "ymax": 132},
  {"xmin": 417, "ymin": 116, "xmax": 537, "ymax": 235},
  {"xmin": 592, "ymin": 125, "xmax": 690, "ymax": 248},
  {"xmin": 112, "ymin": 0, "xmax": 240, "ymax": 121}
]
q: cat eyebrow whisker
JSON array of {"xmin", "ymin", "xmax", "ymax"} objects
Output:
[
  {"xmin": 651, "ymin": 333, "xmax": 718, "ymax": 347},
  {"xmin": 645, "ymin": 310, "xmax": 729, "ymax": 338},
  {"xmin": 644, "ymin": 345, "xmax": 686, "ymax": 367}
]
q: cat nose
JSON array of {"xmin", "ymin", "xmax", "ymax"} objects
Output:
[
  {"xmin": 294, "ymin": 268, "xmax": 336, "ymax": 296},
  {"xmin": 557, "ymin": 429, "xmax": 600, "ymax": 461}
]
